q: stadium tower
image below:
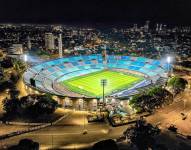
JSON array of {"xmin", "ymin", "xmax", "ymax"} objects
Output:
[
  {"xmin": 58, "ymin": 33, "xmax": 63, "ymax": 58},
  {"xmin": 52, "ymin": 25, "xmax": 63, "ymax": 58}
]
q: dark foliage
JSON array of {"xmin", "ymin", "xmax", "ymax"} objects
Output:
[
  {"xmin": 2, "ymin": 94, "xmax": 58, "ymax": 120},
  {"xmin": 8, "ymin": 139, "xmax": 39, "ymax": 150},
  {"xmin": 0, "ymin": 57, "xmax": 13, "ymax": 68},
  {"xmin": 129, "ymin": 86, "xmax": 173, "ymax": 113},
  {"xmin": 3, "ymin": 98, "xmax": 21, "ymax": 116},
  {"xmin": 92, "ymin": 139, "xmax": 118, "ymax": 150},
  {"xmin": 167, "ymin": 76, "xmax": 188, "ymax": 95},
  {"xmin": 178, "ymin": 61, "xmax": 191, "ymax": 68},
  {"xmin": 124, "ymin": 119, "xmax": 160, "ymax": 150},
  {"xmin": 0, "ymin": 80, "xmax": 15, "ymax": 91}
]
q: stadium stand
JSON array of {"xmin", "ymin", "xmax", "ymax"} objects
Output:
[{"xmin": 23, "ymin": 54, "xmax": 170, "ymax": 98}]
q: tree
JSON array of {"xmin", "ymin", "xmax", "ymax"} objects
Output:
[
  {"xmin": 124, "ymin": 119, "xmax": 160, "ymax": 150},
  {"xmin": 129, "ymin": 86, "xmax": 173, "ymax": 113},
  {"xmin": 3, "ymin": 94, "xmax": 58, "ymax": 120},
  {"xmin": 167, "ymin": 76, "xmax": 188, "ymax": 95},
  {"xmin": 19, "ymin": 94, "xmax": 58, "ymax": 118},
  {"xmin": 32, "ymin": 94, "xmax": 58, "ymax": 116},
  {"xmin": 12, "ymin": 58, "xmax": 27, "ymax": 75},
  {"xmin": 1, "ymin": 57, "xmax": 13, "ymax": 68},
  {"xmin": 0, "ymin": 50, "xmax": 3, "ymax": 58},
  {"xmin": 92, "ymin": 139, "xmax": 118, "ymax": 150},
  {"xmin": 10, "ymin": 72, "xmax": 19, "ymax": 83},
  {"xmin": 8, "ymin": 139, "xmax": 39, "ymax": 150},
  {"xmin": 9, "ymin": 87, "xmax": 20, "ymax": 99},
  {"xmin": 129, "ymin": 94, "xmax": 150, "ymax": 113},
  {"xmin": 147, "ymin": 86, "xmax": 173, "ymax": 106},
  {"xmin": 2, "ymin": 97, "xmax": 21, "ymax": 117}
]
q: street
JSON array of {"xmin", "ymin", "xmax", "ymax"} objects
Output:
[
  {"xmin": 146, "ymin": 88, "xmax": 191, "ymax": 135},
  {"xmin": 1, "ymin": 110, "xmax": 129, "ymax": 149}
]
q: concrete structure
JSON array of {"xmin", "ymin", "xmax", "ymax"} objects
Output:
[
  {"xmin": 8, "ymin": 44, "xmax": 23, "ymax": 55},
  {"xmin": 58, "ymin": 33, "xmax": 63, "ymax": 58},
  {"xmin": 45, "ymin": 33, "xmax": 55, "ymax": 50},
  {"xmin": 27, "ymin": 36, "xmax": 32, "ymax": 50}
]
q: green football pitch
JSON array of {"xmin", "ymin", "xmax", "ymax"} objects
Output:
[{"xmin": 61, "ymin": 70, "xmax": 143, "ymax": 97}]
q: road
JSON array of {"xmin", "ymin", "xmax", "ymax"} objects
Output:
[
  {"xmin": 146, "ymin": 88, "xmax": 191, "ymax": 135},
  {"xmin": 1, "ymin": 110, "xmax": 129, "ymax": 149}
]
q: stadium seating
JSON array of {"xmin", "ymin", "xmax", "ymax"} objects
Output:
[{"xmin": 23, "ymin": 54, "xmax": 169, "ymax": 97}]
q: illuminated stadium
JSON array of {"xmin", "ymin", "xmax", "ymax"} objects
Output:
[{"xmin": 23, "ymin": 54, "xmax": 170, "ymax": 98}]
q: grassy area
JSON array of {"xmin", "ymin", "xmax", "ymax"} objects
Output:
[{"xmin": 61, "ymin": 70, "xmax": 143, "ymax": 97}]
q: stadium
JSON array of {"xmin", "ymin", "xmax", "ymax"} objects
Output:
[{"xmin": 23, "ymin": 54, "xmax": 170, "ymax": 99}]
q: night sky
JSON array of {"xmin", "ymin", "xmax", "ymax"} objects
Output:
[{"xmin": 0, "ymin": 0, "xmax": 191, "ymax": 25}]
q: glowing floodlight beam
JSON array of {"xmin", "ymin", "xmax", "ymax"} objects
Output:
[
  {"xmin": 24, "ymin": 54, "xmax": 28, "ymax": 62},
  {"xmin": 167, "ymin": 56, "xmax": 171, "ymax": 64},
  {"xmin": 167, "ymin": 56, "xmax": 171, "ymax": 74}
]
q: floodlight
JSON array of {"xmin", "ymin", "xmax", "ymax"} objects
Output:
[
  {"xmin": 167, "ymin": 56, "xmax": 171, "ymax": 63},
  {"xmin": 24, "ymin": 54, "xmax": 28, "ymax": 62}
]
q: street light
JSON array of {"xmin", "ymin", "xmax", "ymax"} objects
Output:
[{"xmin": 101, "ymin": 79, "xmax": 107, "ymax": 106}]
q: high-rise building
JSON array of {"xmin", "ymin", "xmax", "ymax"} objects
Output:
[
  {"xmin": 45, "ymin": 33, "xmax": 55, "ymax": 50},
  {"xmin": 159, "ymin": 24, "xmax": 163, "ymax": 31},
  {"xmin": 156, "ymin": 24, "xmax": 159, "ymax": 32},
  {"xmin": 8, "ymin": 44, "xmax": 23, "ymax": 55},
  {"xmin": 133, "ymin": 24, "xmax": 138, "ymax": 31},
  {"xmin": 144, "ymin": 20, "xmax": 150, "ymax": 32},
  {"xmin": 27, "ymin": 36, "xmax": 32, "ymax": 50},
  {"xmin": 52, "ymin": 25, "xmax": 62, "ymax": 31},
  {"xmin": 58, "ymin": 33, "xmax": 63, "ymax": 58}
]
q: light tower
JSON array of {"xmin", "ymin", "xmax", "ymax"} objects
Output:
[
  {"xmin": 53, "ymin": 26, "xmax": 63, "ymax": 58},
  {"xmin": 58, "ymin": 33, "xmax": 63, "ymax": 58},
  {"xmin": 101, "ymin": 79, "xmax": 107, "ymax": 106}
]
